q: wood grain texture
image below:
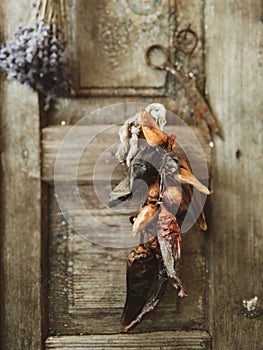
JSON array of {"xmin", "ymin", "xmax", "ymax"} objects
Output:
[
  {"xmin": 0, "ymin": 80, "xmax": 42, "ymax": 348},
  {"xmin": 205, "ymin": 1, "xmax": 263, "ymax": 349},
  {"xmin": 47, "ymin": 96, "xmax": 202, "ymax": 127},
  {"xmin": 0, "ymin": 2, "xmax": 44, "ymax": 349},
  {"xmin": 48, "ymin": 186, "xmax": 208, "ymax": 335},
  {"xmin": 47, "ymin": 97, "xmax": 195, "ymax": 126},
  {"xmin": 45, "ymin": 331, "xmax": 211, "ymax": 349},
  {"xmin": 42, "ymin": 125, "xmax": 211, "ymax": 183}
]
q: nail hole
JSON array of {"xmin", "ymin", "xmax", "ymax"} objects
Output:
[{"xmin": 236, "ymin": 149, "xmax": 242, "ymax": 159}]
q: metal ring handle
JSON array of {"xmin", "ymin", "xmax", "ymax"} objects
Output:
[
  {"xmin": 145, "ymin": 44, "xmax": 170, "ymax": 70},
  {"xmin": 176, "ymin": 27, "xmax": 198, "ymax": 55}
]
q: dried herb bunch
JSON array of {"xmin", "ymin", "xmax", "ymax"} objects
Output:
[
  {"xmin": 0, "ymin": 0, "xmax": 70, "ymax": 110},
  {"xmin": 110, "ymin": 104, "xmax": 211, "ymax": 332}
]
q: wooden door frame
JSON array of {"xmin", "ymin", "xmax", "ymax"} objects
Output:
[
  {"xmin": 205, "ymin": 1, "xmax": 263, "ymax": 348},
  {"xmin": 0, "ymin": 80, "xmax": 46, "ymax": 349},
  {"xmin": 0, "ymin": 1, "xmax": 47, "ymax": 347}
]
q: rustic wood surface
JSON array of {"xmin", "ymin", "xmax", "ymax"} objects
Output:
[
  {"xmin": 48, "ymin": 186, "xmax": 208, "ymax": 335},
  {"xmin": 0, "ymin": 1, "xmax": 45, "ymax": 349},
  {"xmin": 1, "ymin": 0, "xmax": 262, "ymax": 349},
  {"xmin": 205, "ymin": 1, "xmax": 263, "ymax": 349},
  {"xmin": 45, "ymin": 331, "xmax": 211, "ymax": 349},
  {"xmin": 0, "ymin": 80, "xmax": 42, "ymax": 349},
  {"xmin": 47, "ymin": 97, "xmax": 193, "ymax": 126},
  {"xmin": 42, "ymin": 124, "xmax": 211, "ymax": 183},
  {"xmin": 48, "ymin": 95, "xmax": 205, "ymax": 127}
]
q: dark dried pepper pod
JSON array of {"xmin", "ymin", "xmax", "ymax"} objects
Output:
[
  {"xmin": 129, "ymin": 145, "xmax": 161, "ymax": 192},
  {"xmin": 121, "ymin": 245, "xmax": 155, "ymax": 327},
  {"xmin": 121, "ymin": 241, "xmax": 168, "ymax": 333}
]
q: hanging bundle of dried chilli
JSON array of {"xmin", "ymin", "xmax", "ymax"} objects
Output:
[
  {"xmin": 110, "ymin": 104, "xmax": 211, "ymax": 332},
  {"xmin": 0, "ymin": 0, "xmax": 70, "ymax": 110}
]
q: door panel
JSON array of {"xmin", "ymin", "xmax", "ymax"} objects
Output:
[
  {"xmin": 66, "ymin": 0, "xmax": 205, "ymax": 104},
  {"xmin": 73, "ymin": 0, "xmax": 172, "ymax": 93},
  {"xmin": 44, "ymin": 0, "xmax": 211, "ymax": 347}
]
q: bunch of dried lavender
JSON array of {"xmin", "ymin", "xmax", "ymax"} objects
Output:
[{"xmin": 0, "ymin": 0, "xmax": 70, "ymax": 110}]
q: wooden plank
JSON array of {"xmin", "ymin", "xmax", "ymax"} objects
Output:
[
  {"xmin": 205, "ymin": 1, "xmax": 263, "ymax": 349},
  {"xmin": 0, "ymin": 80, "xmax": 42, "ymax": 348},
  {"xmin": 46, "ymin": 331, "xmax": 211, "ymax": 349},
  {"xmin": 48, "ymin": 185, "xmax": 207, "ymax": 335},
  {"xmin": 47, "ymin": 96, "xmax": 203, "ymax": 127},
  {"xmin": 42, "ymin": 125, "xmax": 211, "ymax": 183},
  {"xmin": 0, "ymin": 1, "xmax": 44, "ymax": 349}
]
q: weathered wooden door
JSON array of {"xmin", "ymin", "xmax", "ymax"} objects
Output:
[{"xmin": 1, "ymin": 1, "xmax": 262, "ymax": 349}]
